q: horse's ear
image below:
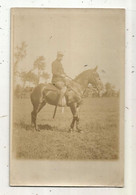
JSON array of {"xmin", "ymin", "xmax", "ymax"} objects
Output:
[{"xmin": 93, "ymin": 66, "xmax": 98, "ymax": 71}]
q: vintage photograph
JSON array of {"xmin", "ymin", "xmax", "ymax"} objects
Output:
[{"xmin": 10, "ymin": 8, "xmax": 125, "ymax": 186}]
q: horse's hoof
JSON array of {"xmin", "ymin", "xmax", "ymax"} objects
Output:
[
  {"xmin": 30, "ymin": 126, "xmax": 34, "ymax": 131},
  {"xmin": 36, "ymin": 128, "xmax": 40, "ymax": 132},
  {"xmin": 37, "ymin": 130, "xmax": 40, "ymax": 132},
  {"xmin": 31, "ymin": 125, "xmax": 34, "ymax": 129},
  {"xmin": 68, "ymin": 128, "xmax": 73, "ymax": 133},
  {"xmin": 76, "ymin": 128, "xmax": 83, "ymax": 133},
  {"xmin": 78, "ymin": 130, "xmax": 83, "ymax": 133},
  {"xmin": 31, "ymin": 123, "xmax": 35, "ymax": 129}
]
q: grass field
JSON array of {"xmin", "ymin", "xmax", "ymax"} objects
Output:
[{"xmin": 12, "ymin": 97, "xmax": 119, "ymax": 160}]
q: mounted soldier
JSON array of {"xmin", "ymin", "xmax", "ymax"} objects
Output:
[
  {"xmin": 51, "ymin": 51, "xmax": 70, "ymax": 106},
  {"xmin": 31, "ymin": 64, "xmax": 104, "ymax": 132}
]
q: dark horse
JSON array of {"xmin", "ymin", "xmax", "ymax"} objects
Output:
[{"xmin": 30, "ymin": 66, "xmax": 103, "ymax": 132}]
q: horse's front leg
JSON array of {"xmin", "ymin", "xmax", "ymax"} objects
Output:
[
  {"xmin": 75, "ymin": 106, "xmax": 82, "ymax": 132},
  {"xmin": 75, "ymin": 116, "xmax": 82, "ymax": 133},
  {"xmin": 69, "ymin": 103, "xmax": 81, "ymax": 133},
  {"xmin": 69, "ymin": 117, "xmax": 76, "ymax": 132}
]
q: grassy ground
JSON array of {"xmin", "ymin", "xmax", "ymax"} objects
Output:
[{"xmin": 12, "ymin": 97, "xmax": 119, "ymax": 160}]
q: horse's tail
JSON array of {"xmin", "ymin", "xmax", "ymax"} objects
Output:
[{"xmin": 30, "ymin": 84, "xmax": 45, "ymax": 108}]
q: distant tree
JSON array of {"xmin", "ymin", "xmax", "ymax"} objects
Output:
[
  {"xmin": 25, "ymin": 71, "xmax": 38, "ymax": 86},
  {"xmin": 14, "ymin": 84, "xmax": 22, "ymax": 98},
  {"xmin": 14, "ymin": 42, "xmax": 27, "ymax": 75},
  {"xmin": 116, "ymin": 90, "xmax": 120, "ymax": 97},
  {"xmin": 20, "ymin": 71, "xmax": 38, "ymax": 88},
  {"xmin": 33, "ymin": 56, "xmax": 46, "ymax": 84},
  {"xmin": 20, "ymin": 71, "xmax": 28, "ymax": 88},
  {"xmin": 103, "ymin": 82, "xmax": 116, "ymax": 97},
  {"xmin": 41, "ymin": 72, "xmax": 50, "ymax": 83}
]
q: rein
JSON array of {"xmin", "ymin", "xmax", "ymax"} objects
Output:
[{"xmin": 66, "ymin": 78, "xmax": 89, "ymax": 98}]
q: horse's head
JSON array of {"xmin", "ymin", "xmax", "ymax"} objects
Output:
[{"xmin": 88, "ymin": 66, "xmax": 104, "ymax": 94}]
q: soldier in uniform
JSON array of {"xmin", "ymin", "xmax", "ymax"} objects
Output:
[{"xmin": 51, "ymin": 51, "xmax": 68, "ymax": 106}]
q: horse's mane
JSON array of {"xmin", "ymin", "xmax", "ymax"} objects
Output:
[{"xmin": 74, "ymin": 69, "xmax": 92, "ymax": 81}]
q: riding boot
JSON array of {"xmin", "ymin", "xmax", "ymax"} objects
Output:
[{"xmin": 57, "ymin": 86, "xmax": 67, "ymax": 106}]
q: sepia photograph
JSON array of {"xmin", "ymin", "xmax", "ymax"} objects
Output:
[{"xmin": 10, "ymin": 8, "xmax": 125, "ymax": 186}]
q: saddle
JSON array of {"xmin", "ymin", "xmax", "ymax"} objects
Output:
[{"xmin": 42, "ymin": 83, "xmax": 82, "ymax": 106}]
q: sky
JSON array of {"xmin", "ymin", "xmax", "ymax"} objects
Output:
[{"xmin": 12, "ymin": 9, "xmax": 125, "ymax": 88}]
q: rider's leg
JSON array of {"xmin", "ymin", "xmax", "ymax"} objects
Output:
[{"xmin": 54, "ymin": 81, "xmax": 67, "ymax": 106}]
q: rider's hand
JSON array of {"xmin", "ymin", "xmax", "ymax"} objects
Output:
[{"xmin": 61, "ymin": 74, "xmax": 66, "ymax": 78}]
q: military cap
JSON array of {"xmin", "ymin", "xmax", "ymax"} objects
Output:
[{"xmin": 57, "ymin": 51, "xmax": 64, "ymax": 56}]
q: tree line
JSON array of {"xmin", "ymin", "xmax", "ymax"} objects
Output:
[
  {"xmin": 14, "ymin": 42, "xmax": 50, "ymax": 98},
  {"xmin": 84, "ymin": 82, "xmax": 119, "ymax": 98},
  {"xmin": 14, "ymin": 42, "xmax": 119, "ymax": 98}
]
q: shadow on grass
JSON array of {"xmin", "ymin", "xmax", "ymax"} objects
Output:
[
  {"xmin": 14, "ymin": 121, "xmax": 32, "ymax": 130},
  {"xmin": 38, "ymin": 124, "xmax": 54, "ymax": 131},
  {"xmin": 14, "ymin": 121, "xmax": 55, "ymax": 131}
]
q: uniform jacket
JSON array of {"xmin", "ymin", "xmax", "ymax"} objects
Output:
[{"xmin": 51, "ymin": 59, "xmax": 65, "ymax": 83}]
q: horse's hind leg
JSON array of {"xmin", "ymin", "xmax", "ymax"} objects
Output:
[
  {"xmin": 37, "ymin": 101, "xmax": 46, "ymax": 113},
  {"xmin": 31, "ymin": 101, "xmax": 39, "ymax": 130},
  {"xmin": 31, "ymin": 84, "xmax": 47, "ymax": 131},
  {"xmin": 31, "ymin": 108, "xmax": 37, "ymax": 129},
  {"xmin": 31, "ymin": 101, "xmax": 46, "ymax": 131}
]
